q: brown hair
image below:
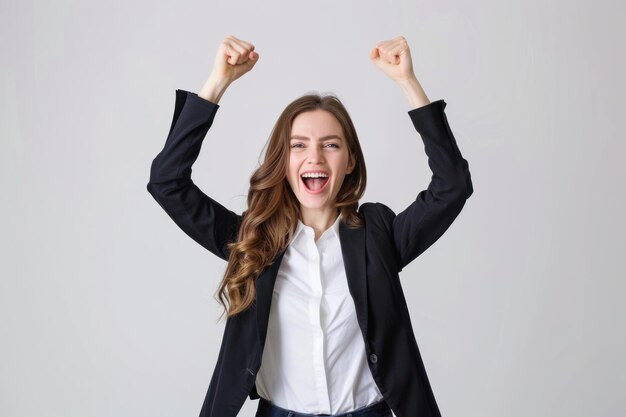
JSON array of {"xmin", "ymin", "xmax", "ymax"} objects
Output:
[{"xmin": 214, "ymin": 92, "xmax": 367, "ymax": 321}]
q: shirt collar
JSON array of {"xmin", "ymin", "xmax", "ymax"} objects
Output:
[{"xmin": 294, "ymin": 212, "xmax": 342, "ymax": 242}]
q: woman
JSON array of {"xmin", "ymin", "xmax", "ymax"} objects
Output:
[{"xmin": 147, "ymin": 35, "xmax": 473, "ymax": 417}]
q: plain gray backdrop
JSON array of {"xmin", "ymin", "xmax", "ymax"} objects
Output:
[{"xmin": 1, "ymin": 0, "xmax": 624, "ymax": 416}]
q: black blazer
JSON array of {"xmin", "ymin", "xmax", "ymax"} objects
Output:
[{"xmin": 147, "ymin": 89, "xmax": 473, "ymax": 417}]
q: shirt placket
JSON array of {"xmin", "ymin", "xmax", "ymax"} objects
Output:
[{"xmin": 305, "ymin": 229, "xmax": 330, "ymax": 413}]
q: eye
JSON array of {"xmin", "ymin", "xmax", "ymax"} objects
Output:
[
  {"xmin": 325, "ymin": 143, "xmax": 340, "ymax": 148},
  {"xmin": 290, "ymin": 143, "xmax": 304, "ymax": 148}
]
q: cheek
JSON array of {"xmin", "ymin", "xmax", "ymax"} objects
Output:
[{"xmin": 286, "ymin": 160, "xmax": 299, "ymax": 187}]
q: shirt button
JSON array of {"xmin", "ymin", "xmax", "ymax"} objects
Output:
[{"xmin": 369, "ymin": 353, "xmax": 378, "ymax": 364}]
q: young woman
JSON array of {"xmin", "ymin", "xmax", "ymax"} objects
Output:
[{"xmin": 148, "ymin": 35, "xmax": 473, "ymax": 417}]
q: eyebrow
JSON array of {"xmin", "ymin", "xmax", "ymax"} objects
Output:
[{"xmin": 290, "ymin": 135, "xmax": 342, "ymax": 141}]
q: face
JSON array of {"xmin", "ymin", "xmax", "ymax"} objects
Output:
[{"xmin": 286, "ymin": 109, "xmax": 355, "ymax": 219}]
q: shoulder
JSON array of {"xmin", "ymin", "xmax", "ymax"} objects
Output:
[{"xmin": 358, "ymin": 201, "xmax": 396, "ymax": 231}]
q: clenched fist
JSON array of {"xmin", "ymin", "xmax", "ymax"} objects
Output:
[
  {"xmin": 210, "ymin": 35, "xmax": 259, "ymax": 85},
  {"xmin": 199, "ymin": 35, "xmax": 259, "ymax": 103},
  {"xmin": 369, "ymin": 36, "xmax": 415, "ymax": 83}
]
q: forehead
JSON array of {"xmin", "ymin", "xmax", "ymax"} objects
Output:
[{"xmin": 290, "ymin": 109, "xmax": 343, "ymax": 138}]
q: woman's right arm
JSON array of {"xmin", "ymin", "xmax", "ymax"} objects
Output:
[{"xmin": 146, "ymin": 36, "xmax": 259, "ymax": 261}]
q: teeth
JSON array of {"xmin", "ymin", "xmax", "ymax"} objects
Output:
[{"xmin": 301, "ymin": 172, "xmax": 329, "ymax": 178}]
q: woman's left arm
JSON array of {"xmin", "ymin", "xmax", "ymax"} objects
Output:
[{"xmin": 370, "ymin": 36, "xmax": 474, "ymax": 270}]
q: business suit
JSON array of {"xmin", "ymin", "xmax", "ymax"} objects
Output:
[{"xmin": 147, "ymin": 89, "xmax": 473, "ymax": 417}]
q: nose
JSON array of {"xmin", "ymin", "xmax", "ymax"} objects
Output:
[{"xmin": 307, "ymin": 144, "xmax": 325, "ymax": 164}]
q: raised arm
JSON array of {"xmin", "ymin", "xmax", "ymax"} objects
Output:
[
  {"xmin": 369, "ymin": 36, "xmax": 473, "ymax": 271},
  {"xmin": 146, "ymin": 36, "xmax": 259, "ymax": 260}
]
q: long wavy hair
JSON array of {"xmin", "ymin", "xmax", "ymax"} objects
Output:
[{"xmin": 214, "ymin": 92, "xmax": 367, "ymax": 321}]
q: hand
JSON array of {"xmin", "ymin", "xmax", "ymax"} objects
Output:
[
  {"xmin": 369, "ymin": 36, "xmax": 416, "ymax": 83},
  {"xmin": 209, "ymin": 35, "xmax": 259, "ymax": 85}
]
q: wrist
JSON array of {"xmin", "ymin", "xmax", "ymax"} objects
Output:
[
  {"xmin": 198, "ymin": 74, "xmax": 231, "ymax": 104},
  {"xmin": 396, "ymin": 75, "xmax": 419, "ymax": 90},
  {"xmin": 397, "ymin": 76, "xmax": 430, "ymax": 109}
]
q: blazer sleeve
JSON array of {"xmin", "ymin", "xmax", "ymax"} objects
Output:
[
  {"xmin": 146, "ymin": 89, "xmax": 242, "ymax": 261},
  {"xmin": 374, "ymin": 99, "xmax": 473, "ymax": 272}
]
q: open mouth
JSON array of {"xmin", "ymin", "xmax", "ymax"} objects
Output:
[{"xmin": 301, "ymin": 172, "xmax": 330, "ymax": 193}]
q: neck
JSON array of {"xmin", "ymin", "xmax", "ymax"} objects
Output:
[{"xmin": 300, "ymin": 208, "xmax": 339, "ymax": 239}]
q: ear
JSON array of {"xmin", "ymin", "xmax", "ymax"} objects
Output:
[{"xmin": 347, "ymin": 156, "xmax": 356, "ymax": 174}]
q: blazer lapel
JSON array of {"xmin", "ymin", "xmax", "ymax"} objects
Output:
[
  {"xmin": 338, "ymin": 221, "xmax": 369, "ymax": 339},
  {"xmin": 255, "ymin": 249, "xmax": 285, "ymax": 350},
  {"xmin": 255, "ymin": 222, "xmax": 369, "ymax": 351}
]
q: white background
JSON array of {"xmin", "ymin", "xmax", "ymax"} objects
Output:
[{"xmin": 1, "ymin": 0, "xmax": 624, "ymax": 416}]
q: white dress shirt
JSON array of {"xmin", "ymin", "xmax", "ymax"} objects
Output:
[{"xmin": 255, "ymin": 214, "xmax": 384, "ymax": 414}]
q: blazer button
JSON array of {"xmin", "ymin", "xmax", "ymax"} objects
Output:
[{"xmin": 369, "ymin": 353, "xmax": 378, "ymax": 364}]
